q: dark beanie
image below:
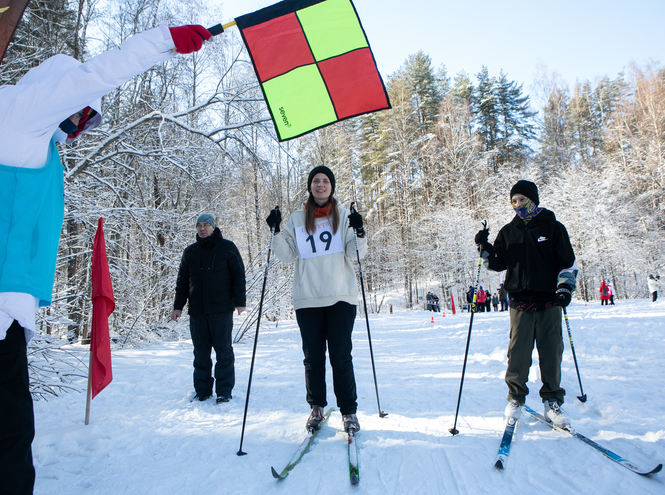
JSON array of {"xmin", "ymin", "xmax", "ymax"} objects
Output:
[
  {"xmin": 307, "ymin": 166, "xmax": 335, "ymax": 194},
  {"xmin": 510, "ymin": 180, "xmax": 539, "ymax": 206}
]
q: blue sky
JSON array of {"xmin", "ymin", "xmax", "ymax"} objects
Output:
[{"xmin": 216, "ymin": 0, "xmax": 663, "ymax": 101}]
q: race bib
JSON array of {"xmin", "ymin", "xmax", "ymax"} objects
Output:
[{"xmin": 295, "ymin": 217, "xmax": 344, "ymax": 259}]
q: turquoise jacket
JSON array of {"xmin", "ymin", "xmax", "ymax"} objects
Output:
[{"xmin": 0, "ymin": 140, "xmax": 64, "ymax": 306}]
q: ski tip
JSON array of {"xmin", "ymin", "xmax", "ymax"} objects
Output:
[
  {"xmin": 647, "ymin": 464, "xmax": 662, "ymax": 475},
  {"xmin": 271, "ymin": 467, "xmax": 286, "ymax": 480},
  {"xmin": 351, "ymin": 472, "xmax": 359, "ymax": 485},
  {"xmin": 495, "ymin": 459, "xmax": 504, "ymax": 470}
]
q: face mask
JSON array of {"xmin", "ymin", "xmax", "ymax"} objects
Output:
[
  {"xmin": 513, "ymin": 197, "xmax": 541, "ymax": 222},
  {"xmin": 52, "ymin": 127, "xmax": 68, "ymax": 144}
]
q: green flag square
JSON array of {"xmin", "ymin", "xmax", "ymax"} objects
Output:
[
  {"xmin": 297, "ymin": 0, "xmax": 368, "ymax": 62},
  {"xmin": 262, "ymin": 65, "xmax": 337, "ymax": 140}
]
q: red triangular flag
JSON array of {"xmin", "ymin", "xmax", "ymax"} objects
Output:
[
  {"xmin": 450, "ymin": 293, "xmax": 456, "ymax": 315},
  {"xmin": 0, "ymin": 0, "xmax": 31, "ymax": 65},
  {"xmin": 90, "ymin": 217, "xmax": 115, "ymax": 399}
]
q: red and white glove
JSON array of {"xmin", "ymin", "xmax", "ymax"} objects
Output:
[{"xmin": 169, "ymin": 25, "xmax": 212, "ymax": 54}]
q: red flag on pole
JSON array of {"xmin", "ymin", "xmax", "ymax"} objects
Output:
[
  {"xmin": 0, "ymin": 0, "xmax": 31, "ymax": 65},
  {"xmin": 90, "ymin": 217, "xmax": 114, "ymax": 399},
  {"xmin": 450, "ymin": 292, "xmax": 456, "ymax": 315}
]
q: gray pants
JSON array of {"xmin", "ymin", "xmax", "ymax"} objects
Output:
[{"xmin": 506, "ymin": 306, "xmax": 565, "ymax": 405}]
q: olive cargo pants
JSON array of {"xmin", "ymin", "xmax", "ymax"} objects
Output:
[{"xmin": 505, "ymin": 306, "xmax": 565, "ymax": 405}]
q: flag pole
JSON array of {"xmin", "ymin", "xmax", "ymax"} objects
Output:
[{"xmin": 85, "ymin": 344, "xmax": 93, "ymax": 425}]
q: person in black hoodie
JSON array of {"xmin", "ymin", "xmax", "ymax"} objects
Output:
[
  {"xmin": 171, "ymin": 214, "xmax": 246, "ymax": 404},
  {"xmin": 466, "ymin": 286, "xmax": 475, "ymax": 312},
  {"xmin": 474, "ymin": 180, "xmax": 577, "ymax": 427}
]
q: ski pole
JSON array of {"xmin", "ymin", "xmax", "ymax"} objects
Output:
[
  {"xmin": 563, "ymin": 307, "xmax": 587, "ymax": 402},
  {"xmin": 350, "ymin": 202, "xmax": 387, "ymax": 418},
  {"xmin": 450, "ymin": 221, "xmax": 487, "ymax": 435},
  {"xmin": 237, "ymin": 207, "xmax": 278, "ymax": 456}
]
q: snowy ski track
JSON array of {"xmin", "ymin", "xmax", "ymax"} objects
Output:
[{"xmin": 32, "ymin": 299, "xmax": 665, "ymax": 494}]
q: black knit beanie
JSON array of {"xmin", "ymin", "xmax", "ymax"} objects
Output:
[
  {"xmin": 510, "ymin": 180, "xmax": 539, "ymax": 206},
  {"xmin": 307, "ymin": 166, "xmax": 335, "ymax": 194}
]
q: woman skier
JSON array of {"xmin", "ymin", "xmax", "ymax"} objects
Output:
[{"xmin": 266, "ymin": 166, "xmax": 366, "ymax": 434}]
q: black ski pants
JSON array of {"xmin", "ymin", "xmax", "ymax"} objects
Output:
[
  {"xmin": 189, "ymin": 312, "xmax": 235, "ymax": 397},
  {"xmin": 0, "ymin": 321, "xmax": 35, "ymax": 495},
  {"xmin": 505, "ymin": 306, "xmax": 565, "ymax": 405},
  {"xmin": 296, "ymin": 302, "xmax": 358, "ymax": 415}
]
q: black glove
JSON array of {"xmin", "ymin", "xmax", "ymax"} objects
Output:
[
  {"xmin": 475, "ymin": 227, "xmax": 495, "ymax": 257},
  {"xmin": 348, "ymin": 211, "xmax": 365, "ymax": 238},
  {"xmin": 555, "ymin": 284, "xmax": 572, "ymax": 307},
  {"xmin": 474, "ymin": 228, "xmax": 489, "ymax": 245},
  {"xmin": 266, "ymin": 208, "xmax": 281, "ymax": 233}
]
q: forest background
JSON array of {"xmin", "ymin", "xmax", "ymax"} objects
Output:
[{"xmin": 2, "ymin": 0, "xmax": 663, "ymax": 362}]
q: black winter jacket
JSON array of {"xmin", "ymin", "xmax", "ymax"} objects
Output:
[
  {"xmin": 485, "ymin": 209, "xmax": 575, "ymax": 302},
  {"xmin": 174, "ymin": 229, "xmax": 246, "ymax": 315}
]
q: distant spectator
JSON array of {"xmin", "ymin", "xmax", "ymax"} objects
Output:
[
  {"xmin": 426, "ymin": 292, "xmax": 433, "ymax": 311},
  {"xmin": 607, "ymin": 280, "xmax": 615, "ymax": 305},
  {"xmin": 599, "ymin": 280, "xmax": 610, "ymax": 306},
  {"xmin": 432, "ymin": 293, "xmax": 441, "ymax": 312},
  {"xmin": 485, "ymin": 289, "xmax": 492, "ymax": 313},
  {"xmin": 648, "ymin": 274, "xmax": 659, "ymax": 302},
  {"xmin": 477, "ymin": 286, "xmax": 486, "ymax": 312},
  {"xmin": 499, "ymin": 283, "xmax": 508, "ymax": 311},
  {"xmin": 466, "ymin": 286, "xmax": 475, "ymax": 312},
  {"xmin": 492, "ymin": 293, "xmax": 499, "ymax": 312}
]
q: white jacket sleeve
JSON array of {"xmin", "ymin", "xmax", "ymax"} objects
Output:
[
  {"xmin": 272, "ymin": 214, "xmax": 299, "ymax": 264},
  {"xmin": 0, "ymin": 26, "xmax": 177, "ymax": 168}
]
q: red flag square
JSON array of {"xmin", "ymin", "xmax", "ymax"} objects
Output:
[
  {"xmin": 90, "ymin": 217, "xmax": 114, "ymax": 399},
  {"xmin": 241, "ymin": 13, "xmax": 315, "ymax": 82},
  {"xmin": 318, "ymin": 48, "xmax": 390, "ymax": 119}
]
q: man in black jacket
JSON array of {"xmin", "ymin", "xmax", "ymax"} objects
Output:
[
  {"xmin": 171, "ymin": 214, "xmax": 246, "ymax": 404},
  {"xmin": 475, "ymin": 180, "xmax": 577, "ymax": 427}
]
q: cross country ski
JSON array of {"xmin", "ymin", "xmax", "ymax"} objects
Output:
[
  {"xmin": 523, "ymin": 404, "xmax": 662, "ymax": 476},
  {"xmin": 271, "ymin": 408, "xmax": 334, "ymax": 480}
]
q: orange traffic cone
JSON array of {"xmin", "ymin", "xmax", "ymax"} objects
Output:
[{"xmin": 431, "ymin": 317, "xmax": 434, "ymax": 323}]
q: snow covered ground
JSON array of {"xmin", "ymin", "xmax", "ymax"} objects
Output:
[{"xmin": 33, "ymin": 299, "xmax": 665, "ymax": 494}]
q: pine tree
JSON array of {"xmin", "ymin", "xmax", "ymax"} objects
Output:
[
  {"xmin": 400, "ymin": 51, "xmax": 443, "ymax": 133},
  {"xmin": 495, "ymin": 70, "xmax": 537, "ymax": 166},
  {"xmin": 473, "ymin": 66, "xmax": 499, "ymax": 172},
  {"xmin": 538, "ymin": 85, "xmax": 572, "ymax": 172},
  {"xmin": 452, "ymin": 71, "xmax": 474, "ymax": 105}
]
